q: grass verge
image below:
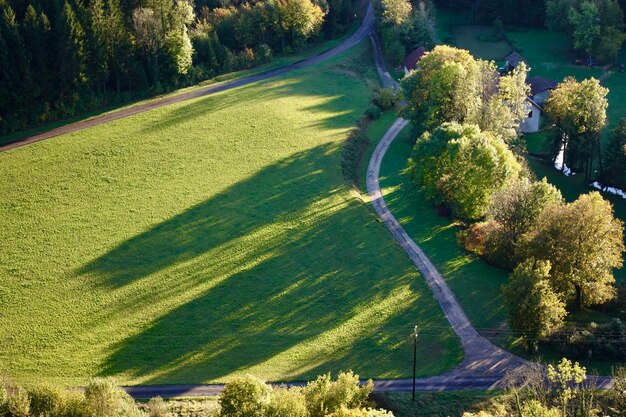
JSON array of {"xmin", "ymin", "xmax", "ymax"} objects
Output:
[{"xmin": 378, "ymin": 120, "xmax": 624, "ymax": 373}]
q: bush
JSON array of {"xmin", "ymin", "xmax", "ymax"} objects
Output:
[
  {"xmin": 256, "ymin": 44, "xmax": 273, "ymax": 65},
  {"xmin": 266, "ymin": 387, "xmax": 307, "ymax": 417},
  {"xmin": 365, "ymin": 106, "xmax": 382, "ymax": 120},
  {"xmin": 6, "ymin": 384, "xmax": 30, "ymax": 417},
  {"xmin": 492, "ymin": 18, "xmax": 505, "ymax": 40},
  {"xmin": 340, "ymin": 129, "xmax": 371, "ymax": 186},
  {"xmin": 27, "ymin": 384, "xmax": 67, "ymax": 416},
  {"xmin": 547, "ymin": 319, "xmax": 626, "ymax": 360},
  {"xmin": 61, "ymin": 392, "xmax": 90, "ymax": 417},
  {"xmin": 84, "ymin": 378, "xmax": 142, "ymax": 417},
  {"xmin": 148, "ymin": 396, "xmax": 171, "ymax": 417},
  {"xmin": 457, "ymin": 221, "xmax": 498, "ymax": 258},
  {"xmin": 219, "ymin": 374, "xmax": 271, "ymax": 417},
  {"xmin": 372, "ymin": 88, "xmax": 397, "ymax": 110},
  {"xmin": 328, "ymin": 407, "xmax": 394, "ymax": 416},
  {"xmin": 304, "ymin": 371, "xmax": 373, "ymax": 417},
  {"xmin": 384, "ymin": 40, "xmax": 405, "ymax": 66},
  {"xmin": 0, "ymin": 384, "xmax": 7, "ymax": 410}
]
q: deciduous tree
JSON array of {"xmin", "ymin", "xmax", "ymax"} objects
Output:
[
  {"xmin": 523, "ymin": 192, "xmax": 624, "ymax": 307},
  {"xmin": 408, "ymin": 122, "xmax": 521, "ymax": 220},
  {"xmin": 602, "ymin": 117, "xmax": 626, "ymax": 187},
  {"xmin": 503, "ymin": 259, "xmax": 567, "ymax": 350},
  {"xmin": 545, "ymin": 77, "xmax": 608, "ymax": 180},
  {"xmin": 485, "ymin": 178, "xmax": 563, "ymax": 268},
  {"xmin": 401, "ymin": 46, "xmax": 481, "ymax": 133}
]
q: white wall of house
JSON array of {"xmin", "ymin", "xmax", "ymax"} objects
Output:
[{"xmin": 521, "ymin": 105, "xmax": 541, "ymax": 133}]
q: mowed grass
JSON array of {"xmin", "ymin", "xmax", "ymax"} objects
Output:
[
  {"xmin": 452, "ymin": 26, "xmax": 512, "ymax": 61},
  {"xmin": 0, "ymin": 11, "xmax": 364, "ymax": 147},
  {"xmin": 375, "ymin": 391, "xmax": 501, "ymax": 417},
  {"xmin": 507, "ymin": 27, "xmax": 626, "ymax": 135},
  {"xmin": 499, "ymin": 25, "xmax": 626, "ymax": 282},
  {"xmin": 0, "ymin": 43, "xmax": 462, "ymax": 386}
]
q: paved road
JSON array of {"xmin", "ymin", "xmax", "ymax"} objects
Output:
[
  {"xmin": 365, "ymin": 116, "xmax": 529, "ymax": 388},
  {"xmin": 0, "ymin": 4, "xmax": 375, "ymax": 152}
]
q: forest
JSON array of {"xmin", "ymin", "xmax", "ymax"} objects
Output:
[{"xmin": 0, "ymin": 0, "xmax": 354, "ymax": 134}]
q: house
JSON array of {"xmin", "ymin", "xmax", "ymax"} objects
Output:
[
  {"xmin": 521, "ymin": 98, "xmax": 543, "ymax": 133},
  {"xmin": 527, "ymin": 76, "xmax": 557, "ymax": 105},
  {"xmin": 520, "ymin": 76, "xmax": 557, "ymax": 133},
  {"xmin": 403, "ymin": 46, "xmax": 427, "ymax": 74},
  {"xmin": 504, "ymin": 52, "xmax": 527, "ymax": 72}
]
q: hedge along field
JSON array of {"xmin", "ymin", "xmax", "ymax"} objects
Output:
[{"xmin": 0, "ymin": 42, "xmax": 462, "ymax": 385}]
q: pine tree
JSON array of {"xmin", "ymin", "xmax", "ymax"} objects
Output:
[
  {"xmin": 87, "ymin": 0, "xmax": 109, "ymax": 93},
  {"xmin": 20, "ymin": 4, "xmax": 52, "ymax": 122},
  {"xmin": 602, "ymin": 118, "xmax": 626, "ymax": 188},
  {"xmin": 54, "ymin": 1, "xmax": 88, "ymax": 111},
  {"xmin": 0, "ymin": 1, "xmax": 32, "ymax": 129}
]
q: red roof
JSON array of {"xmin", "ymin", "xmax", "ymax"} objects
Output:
[{"xmin": 403, "ymin": 47, "xmax": 427, "ymax": 71}]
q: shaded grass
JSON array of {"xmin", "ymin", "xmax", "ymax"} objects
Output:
[
  {"xmin": 452, "ymin": 25, "xmax": 512, "ymax": 61},
  {"xmin": 507, "ymin": 29, "xmax": 604, "ymax": 82},
  {"xmin": 377, "ymin": 121, "xmax": 625, "ymax": 372},
  {"xmin": 0, "ymin": 42, "xmax": 462, "ymax": 385},
  {"xmin": 439, "ymin": 12, "xmax": 626, "ymax": 282},
  {"xmin": 526, "ymin": 158, "xmax": 626, "ymax": 283}
]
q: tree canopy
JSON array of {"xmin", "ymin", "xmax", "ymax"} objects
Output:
[
  {"xmin": 503, "ymin": 258, "xmax": 567, "ymax": 348},
  {"xmin": 401, "ymin": 45, "xmax": 530, "ymax": 144},
  {"xmin": 0, "ymin": 0, "xmax": 352, "ymax": 135},
  {"xmin": 408, "ymin": 122, "xmax": 521, "ymax": 220},
  {"xmin": 522, "ymin": 192, "xmax": 625, "ymax": 307},
  {"xmin": 545, "ymin": 77, "xmax": 608, "ymax": 180},
  {"xmin": 546, "ymin": 0, "xmax": 625, "ymax": 62}
]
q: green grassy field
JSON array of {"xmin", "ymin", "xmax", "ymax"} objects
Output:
[
  {"xmin": 452, "ymin": 25, "xmax": 512, "ymax": 61},
  {"xmin": 0, "ymin": 43, "xmax": 462, "ymax": 385},
  {"xmin": 507, "ymin": 28, "xmax": 626, "ymax": 134},
  {"xmin": 435, "ymin": 10, "xmax": 626, "ymax": 275},
  {"xmin": 375, "ymin": 391, "xmax": 501, "ymax": 417}
]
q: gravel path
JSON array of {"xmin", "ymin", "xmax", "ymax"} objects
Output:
[{"xmin": 365, "ymin": 117, "xmax": 529, "ymax": 390}]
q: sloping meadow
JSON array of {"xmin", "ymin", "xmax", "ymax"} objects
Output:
[{"xmin": 0, "ymin": 43, "xmax": 461, "ymax": 385}]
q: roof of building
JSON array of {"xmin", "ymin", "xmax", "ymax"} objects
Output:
[
  {"xmin": 403, "ymin": 46, "xmax": 427, "ymax": 71},
  {"xmin": 505, "ymin": 52, "xmax": 526, "ymax": 67},
  {"xmin": 526, "ymin": 97, "xmax": 544, "ymax": 112},
  {"xmin": 527, "ymin": 76, "xmax": 558, "ymax": 96}
]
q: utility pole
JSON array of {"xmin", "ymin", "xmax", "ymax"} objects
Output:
[{"xmin": 412, "ymin": 325, "xmax": 418, "ymax": 402}]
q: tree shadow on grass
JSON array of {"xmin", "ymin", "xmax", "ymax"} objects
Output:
[
  {"xmin": 78, "ymin": 143, "xmax": 459, "ymax": 383},
  {"xmin": 77, "ymin": 144, "xmax": 341, "ymax": 289}
]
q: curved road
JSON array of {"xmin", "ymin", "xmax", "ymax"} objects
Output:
[
  {"xmin": 0, "ymin": 4, "xmax": 375, "ymax": 152},
  {"xmin": 2, "ymin": 1, "xmax": 613, "ymax": 397}
]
